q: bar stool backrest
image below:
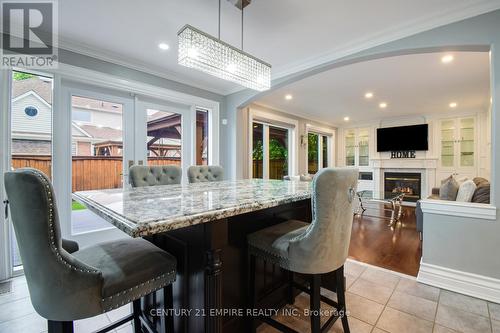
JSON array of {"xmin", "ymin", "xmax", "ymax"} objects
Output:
[
  {"xmin": 187, "ymin": 165, "xmax": 224, "ymax": 183},
  {"xmin": 288, "ymin": 167, "xmax": 359, "ymax": 274},
  {"xmin": 4, "ymin": 168, "xmax": 103, "ymax": 320},
  {"xmin": 129, "ymin": 165, "xmax": 182, "ymax": 187}
]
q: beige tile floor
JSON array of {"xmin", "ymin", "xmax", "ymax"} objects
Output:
[{"xmin": 0, "ymin": 260, "xmax": 498, "ymax": 333}]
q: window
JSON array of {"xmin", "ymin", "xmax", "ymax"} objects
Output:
[
  {"xmin": 196, "ymin": 109, "xmax": 209, "ymax": 165},
  {"xmin": 251, "ymin": 121, "xmax": 291, "ymax": 179},
  {"xmin": 10, "ymin": 70, "xmax": 53, "ymax": 268},
  {"xmin": 252, "ymin": 123, "xmax": 264, "ymax": 178},
  {"xmin": 307, "ymin": 132, "xmax": 331, "ymax": 174},
  {"xmin": 71, "ymin": 95, "xmax": 124, "ymax": 234},
  {"xmin": 308, "ymin": 133, "xmax": 319, "ymax": 174},
  {"xmin": 269, "ymin": 126, "xmax": 288, "ymax": 179},
  {"xmin": 146, "ymin": 108, "xmax": 182, "ymax": 166},
  {"xmin": 24, "ymin": 106, "xmax": 38, "ymax": 117}
]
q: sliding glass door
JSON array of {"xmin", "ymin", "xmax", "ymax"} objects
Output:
[
  {"xmin": 307, "ymin": 131, "xmax": 332, "ymax": 174},
  {"xmin": 251, "ymin": 121, "xmax": 291, "ymax": 179}
]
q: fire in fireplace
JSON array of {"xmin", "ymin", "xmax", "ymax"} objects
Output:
[{"xmin": 384, "ymin": 172, "xmax": 422, "ymax": 202}]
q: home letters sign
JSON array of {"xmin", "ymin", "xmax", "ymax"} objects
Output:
[{"xmin": 390, "ymin": 150, "xmax": 416, "ymax": 159}]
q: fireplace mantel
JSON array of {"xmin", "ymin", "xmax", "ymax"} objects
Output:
[{"xmin": 371, "ymin": 157, "xmax": 438, "ymax": 170}]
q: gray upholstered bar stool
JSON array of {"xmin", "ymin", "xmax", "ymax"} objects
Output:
[
  {"xmin": 4, "ymin": 168, "xmax": 177, "ymax": 333},
  {"xmin": 129, "ymin": 165, "xmax": 182, "ymax": 187},
  {"xmin": 247, "ymin": 167, "xmax": 359, "ymax": 333},
  {"xmin": 187, "ymin": 165, "xmax": 224, "ymax": 183}
]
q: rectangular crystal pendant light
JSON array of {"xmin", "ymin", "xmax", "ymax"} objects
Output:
[{"xmin": 178, "ymin": 24, "xmax": 271, "ymax": 91}]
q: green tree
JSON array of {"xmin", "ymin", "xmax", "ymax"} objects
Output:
[
  {"xmin": 252, "ymin": 139, "xmax": 288, "ymax": 160},
  {"xmin": 308, "ymin": 133, "xmax": 318, "ymax": 160},
  {"xmin": 13, "ymin": 72, "xmax": 35, "ymax": 81}
]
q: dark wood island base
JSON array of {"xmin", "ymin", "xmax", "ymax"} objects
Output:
[{"xmin": 143, "ymin": 200, "xmax": 320, "ymax": 333}]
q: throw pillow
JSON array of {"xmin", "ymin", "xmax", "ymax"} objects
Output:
[
  {"xmin": 456, "ymin": 180, "xmax": 477, "ymax": 202},
  {"xmin": 471, "ymin": 183, "xmax": 490, "ymax": 204},
  {"xmin": 439, "ymin": 176, "xmax": 459, "ymax": 200},
  {"xmin": 472, "ymin": 177, "xmax": 489, "ymax": 187}
]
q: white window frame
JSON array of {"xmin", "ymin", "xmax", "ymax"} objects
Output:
[
  {"xmin": 248, "ymin": 107, "xmax": 298, "ymax": 179},
  {"xmin": 306, "ymin": 124, "xmax": 335, "ymax": 174}
]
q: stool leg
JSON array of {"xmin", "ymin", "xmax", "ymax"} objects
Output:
[
  {"xmin": 248, "ymin": 253, "xmax": 257, "ymax": 333},
  {"xmin": 336, "ymin": 266, "xmax": 350, "ymax": 333},
  {"xmin": 160, "ymin": 284, "xmax": 175, "ymax": 333},
  {"xmin": 287, "ymin": 270, "xmax": 295, "ymax": 305},
  {"xmin": 132, "ymin": 299, "xmax": 142, "ymax": 333},
  {"xmin": 310, "ymin": 274, "xmax": 321, "ymax": 333},
  {"xmin": 48, "ymin": 321, "xmax": 73, "ymax": 333}
]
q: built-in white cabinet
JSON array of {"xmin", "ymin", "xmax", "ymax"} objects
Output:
[
  {"xmin": 437, "ymin": 116, "xmax": 477, "ymax": 180},
  {"xmin": 344, "ymin": 127, "xmax": 370, "ymax": 167},
  {"xmin": 343, "ymin": 127, "xmax": 373, "ymax": 193}
]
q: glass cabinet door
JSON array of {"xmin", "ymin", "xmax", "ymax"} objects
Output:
[
  {"xmin": 345, "ymin": 129, "xmax": 356, "ymax": 166},
  {"xmin": 358, "ymin": 128, "xmax": 369, "ymax": 166},
  {"xmin": 459, "ymin": 118, "xmax": 475, "ymax": 167},
  {"xmin": 440, "ymin": 120, "xmax": 455, "ymax": 167}
]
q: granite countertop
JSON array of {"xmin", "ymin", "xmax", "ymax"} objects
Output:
[{"xmin": 73, "ymin": 179, "xmax": 312, "ymax": 237}]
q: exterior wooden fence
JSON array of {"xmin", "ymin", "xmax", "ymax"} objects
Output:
[
  {"xmin": 252, "ymin": 159, "xmax": 288, "ymax": 179},
  {"xmin": 12, "ymin": 155, "xmax": 181, "ymax": 192}
]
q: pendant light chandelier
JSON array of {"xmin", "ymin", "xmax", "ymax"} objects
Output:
[{"xmin": 178, "ymin": 0, "xmax": 271, "ymax": 91}]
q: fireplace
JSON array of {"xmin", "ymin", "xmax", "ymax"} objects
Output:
[{"xmin": 384, "ymin": 172, "xmax": 422, "ymax": 202}]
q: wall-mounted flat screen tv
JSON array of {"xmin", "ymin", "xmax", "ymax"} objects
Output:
[{"xmin": 376, "ymin": 124, "xmax": 428, "ymax": 152}]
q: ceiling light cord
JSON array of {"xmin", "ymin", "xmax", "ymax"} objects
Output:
[
  {"xmin": 218, "ymin": 0, "xmax": 221, "ymax": 39},
  {"xmin": 241, "ymin": 5, "xmax": 244, "ymax": 50}
]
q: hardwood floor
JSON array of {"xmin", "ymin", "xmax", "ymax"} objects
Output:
[{"xmin": 348, "ymin": 204, "xmax": 422, "ymax": 276}]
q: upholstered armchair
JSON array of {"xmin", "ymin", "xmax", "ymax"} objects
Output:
[{"xmin": 4, "ymin": 168, "xmax": 177, "ymax": 333}]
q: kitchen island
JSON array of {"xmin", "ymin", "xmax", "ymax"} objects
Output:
[{"xmin": 74, "ymin": 179, "xmax": 315, "ymax": 333}]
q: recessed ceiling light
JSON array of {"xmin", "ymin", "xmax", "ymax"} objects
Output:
[
  {"xmin": 449, "ymin": 102, "xmax": 457, "ymax": 108},
  {"xmin": 379, "ymin": 102, "xmax": 387, "ymax": 109},
  {"xmin": 364, "ymin": 92, "xmax": 374, "ymax": 99},
  {"xmin": 158, "ymin": 42, "xmax": 170, "ymax": 50},
  {"xmin": 343, "ymin": 116, "xmax": 350, "ymax": 121},
  {"xmin": 285, "ymin": 94, "xmax": 293, "ymax": 100},
  {"xmin": 441, "ymin": 54, "xmax": 454, "ymax": 63}
]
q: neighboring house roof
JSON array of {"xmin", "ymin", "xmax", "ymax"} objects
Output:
[
  {"xmin": 71, "ymin": 96, "xmax": 123, "ymax": 113},
  {"xmin": 12, "ymin": 77, "xmax": 122, "ymax": 113},
  {"xmin": 12, "ymin": 77, "xmax": 52, "ymax": 104},
  {"xmin": 78, "ymin": 124, "xmax": 123, "ymax": 141}
]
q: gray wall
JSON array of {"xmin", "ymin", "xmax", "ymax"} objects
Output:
[{"xmin": 224, "ymin": 10, "xmax": 500, "ymax": 279}]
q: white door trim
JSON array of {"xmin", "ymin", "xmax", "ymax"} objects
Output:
[{"xmin": 0, "ymin": 69, "xmax": 12, "ymax": 280}]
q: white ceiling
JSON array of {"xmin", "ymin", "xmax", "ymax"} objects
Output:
[
  {"xmin": 255, "ymin": 51, "xmax": 491, "ymax": 125},
  {"xmin": 34, "ymin": 0, "xmax": 500, "ymax": 95}
]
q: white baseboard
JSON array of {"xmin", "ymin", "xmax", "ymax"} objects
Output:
[{"xmin": 417, "ymin": 261, "xmax": 500, "ymax": 303}]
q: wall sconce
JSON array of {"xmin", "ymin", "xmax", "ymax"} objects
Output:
[{"xmin": 300, "ymin": 135, "xmax": 307, "ymax": 147}]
